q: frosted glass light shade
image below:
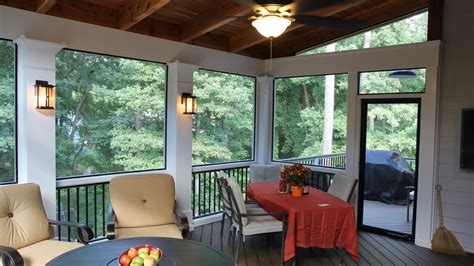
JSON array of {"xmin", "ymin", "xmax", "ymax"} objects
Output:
[{"xmin": 252, "ymin": 15, "xmax": 291, "ymax": 38}]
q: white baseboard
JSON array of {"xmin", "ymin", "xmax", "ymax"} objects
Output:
[{"xmin": 415, "ymin": 239, "xmax": 431, "ymax": 249}]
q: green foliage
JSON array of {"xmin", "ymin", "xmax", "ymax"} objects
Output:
[
  {"xmin": 56, "ymin": 50, "xmax": 166, "ymax": 178},
  {"xmin": 301, "ymin": 12, "xmax": 428, "ymax": 55},
  {"xmin": 273, "ymin": 74, "xmax": 348, "ymax": 160},
  {"xmin": 192, "ymin": 70, "xmax": 255, "ymax": 165},
  {"xmin": 0, "ymin": 40, "xmax": 15, "ymax": 183}
]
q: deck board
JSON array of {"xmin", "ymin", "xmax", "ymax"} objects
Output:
[{"xmin": 190, "ymin": 220, "xmax": 474, "ymax": 266}]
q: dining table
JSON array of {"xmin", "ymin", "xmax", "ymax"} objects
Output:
[{"xmin": 247, "ymin": 182, "xmax": 359, "ymax": 263}]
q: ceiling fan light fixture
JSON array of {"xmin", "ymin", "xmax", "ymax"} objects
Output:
[{"xmin": 252, "ymin": 15, "xmax": 292, "ymax": 38}]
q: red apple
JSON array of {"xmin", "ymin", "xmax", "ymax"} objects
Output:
[
  {"xmin": 119, "ymin": 254, "xmax": 131, "ymax": 265},
  {"xmin": 127, "ymin": 248, "xmax": 138, "ymax": 259}
]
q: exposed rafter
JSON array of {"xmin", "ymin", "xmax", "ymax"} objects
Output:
[
  {"xmin": 118, "ymin": 0, "xmax": 170, "ymax": 30},
  {"xmin": 228, "ymin": 0, "xmax": 363, "ymax": 53},
  {"xmin": 36, "ymin": 0, "xmax": 56, "ymax": 13},
  {"xmin": 180, "ymin": 2, "xmax": 251, "ymax": 43}
]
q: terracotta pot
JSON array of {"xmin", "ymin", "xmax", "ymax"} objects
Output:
[{"xmin": 291, "ymin": 185, "xmax": 303, "ymax": 197}]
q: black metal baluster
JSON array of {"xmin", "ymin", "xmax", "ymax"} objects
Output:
[
  {"xmin": 94, "ymin": 185, "xmax": 98, "ymax": 238},
  {"xmin": 85, "ymin": 186, "xmax": 89, "ymax": 230},
  {"xmin": 102, "ymin": 184, "xmax": 106, "ymax": 237},
  {"xmin": 207, "ymin": 171, "xmax": 211, "ymax": 215},
  {"xmin": 198, "ymin": 173, "xmax": 202, "ymax": 217},
  {"xmin": 67, "ymin": 189, "xmax": 71, "ymax": 242},
  {"xmin": 57, "ymin": 189, "xmax": 61, "ymax": 241}
]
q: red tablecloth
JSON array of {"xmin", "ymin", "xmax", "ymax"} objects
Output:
[{"xmin": 247, "ymin": 182, "xmax": 359, "ymax": 262}]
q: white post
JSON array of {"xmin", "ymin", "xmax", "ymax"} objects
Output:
[
  {"xmin": 14, "ymin": 36, "xmax": 65, "ymax": 219},
  {"xmin": 167, "ymin": 61, "xmax": 198, "ymax": 230},
  {"xmin": 255, "ymin": 76, "xmax": 274, "ymax": 164}
]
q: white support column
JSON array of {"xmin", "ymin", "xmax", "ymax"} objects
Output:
[
  {"xmin": 255, "ymin": 76, "xmax": 274, "ymax": 164},
  {"xmin": 14, "ymin": 36, "xmax": 65, "ymax": 219},
  {"xmin": 166, "ymin": 61, "xmax": 198, "ymax": 230}
]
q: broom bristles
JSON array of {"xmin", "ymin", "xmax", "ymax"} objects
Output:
[{"xmin": 431, "ymin": 225, "xmax": 467, "ymax": 256}]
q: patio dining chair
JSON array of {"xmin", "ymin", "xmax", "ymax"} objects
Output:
[
  {"xmin": 224, "ymin": 177, "xmax": 288, "ymax": 265},
  {"xmin": 215, "ymin": 171, "xmax": 268, "ymax": 249},
  {"xmin": 249, "ymin": 164, "xmax": 281, "ymax": 183},
  {"xmin": 327, "ymin": 174, "xmax": 358, "ymax": 202},
  {"xmin": 0, "ymin": 183, "xmax": 93, "ymax": 266},
  {"xmin": 106, "ymin": 174, "xmax": 189, "ymax": 240}
]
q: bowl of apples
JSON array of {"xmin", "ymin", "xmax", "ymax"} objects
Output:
[{"xmin": 119, "ymin": 245, "xmax": 162, "ymax": 266}]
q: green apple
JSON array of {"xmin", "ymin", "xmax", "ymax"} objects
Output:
[
  {"xmin": 138, "ymin": 247, "xmax": 149, "ymax": 255},
  {"xmin": 150, "ymin": 249, "xmax": 160, "ymax": 261},
  {"xmin": 138, "ymin": 252, "xmax": 148, "ymax": 260},
  {"xmin": 132, "ymin": 256, "xmax": 144, "ymax": 265}
]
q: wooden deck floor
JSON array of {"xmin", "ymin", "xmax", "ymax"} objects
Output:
[
  {"xmin": 363, "ymin": 200, "xmax": 413, "ymax": 235},
  {"xmin": 190, "ymin": 221, "xmax": 474, "ymax": 266}
]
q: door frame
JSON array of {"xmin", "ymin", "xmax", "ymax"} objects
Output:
[{"xmin": 357, "ymin": 98, "xmax": 422, "ymax": 241}]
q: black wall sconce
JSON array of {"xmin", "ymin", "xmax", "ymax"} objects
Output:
[
  {"xmin": 34, "ymin": 80, "xmax": 55, "ymax": 109},
  {"xmin": 182, "ymin": 93, "xmax": 197, "ymax": 114}
]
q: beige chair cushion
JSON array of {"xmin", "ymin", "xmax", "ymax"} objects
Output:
[
  {"xmin": 327, "ymin": 174, "xmax": 357, "ymax": 202},
  {"xmin": 116, "ymin": 224, "xmax": 183, "ymax": 240},
  {"xmin": 242, "ymin": 216, "xmax": 282, "ymax": 236},
  {"xmin": 110, "ymin": 174, "xmax": 177, "ymax": 228},
  {"xmin": 17, "ymin": 240, "xmax": 83, "ymax": 266},
  {"xmin": 0, "ymin": 183, "xmax": 49, "ymax": 249},
  {"xmin": 224, "ymin": 173, "xmax": 249, "ymax": 225}
]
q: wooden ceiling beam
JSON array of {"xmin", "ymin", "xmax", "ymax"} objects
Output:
[
  {"xmin": 180, "ymin": 2, "xmax": 251, "ymax": 43},
  {"xmin": 228, "ymin": 0, "xmax": 363, "ymax": 53},
  {"xmin": 36, "ymin": 0, "xmax": 56, "ymax": 13},
  {"xmin": 118, "ymin": 0, "xmax": 170, "ymax": 30}
]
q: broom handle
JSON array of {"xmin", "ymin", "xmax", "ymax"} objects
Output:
[{"xmin": 436, "ymin": 185, "xmax": 444, "ymax": 226}]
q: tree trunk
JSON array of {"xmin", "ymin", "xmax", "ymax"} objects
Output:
[
  {"xmin": 69, "ymin": 92, "xmax": 87, "ymax": 141},
  {"xmin": 302, "ymin": 84, "xmax": 311, "ymax": 109},
  {"xmin": 135, "ymin": 111, "xmax": 142, "ymax": 131},
  {"xmin": 322, "ymin": 43, "xmax": 336, "ymax": 155},
  {"xmin": 221, "ymin": 117, "xmax": 228, "ymax": 149},
  {"xmin": 364, "ymin": 31, "xmax": 372, "ymax": 48}
]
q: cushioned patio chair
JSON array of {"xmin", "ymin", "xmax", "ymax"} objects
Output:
[
  {"xmin": 327, "ymin": 174, "xmax": 358, "ymax": 202},
  {"xmin": 0, "ymin": 183, "xmax": 93, "ymax": 266},
  {"xmin": 106, "ymin": 174, "xmax": 189, "ymax": 240},
  {"xmin": 215, "ymin": 171, "xmax": 267, "ymax": 249},
  {"xmin": 249, "ymin": 164, "xmax": 281, "ymax": 183},
  {"xmin": 224, "ymin": 177, "xmax": 287, "ymax": 265}
]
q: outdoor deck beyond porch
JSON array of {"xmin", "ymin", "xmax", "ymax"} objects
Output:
[{"xmin": 191, "ymin": 221, "xmax": 474, "ymax": 266}]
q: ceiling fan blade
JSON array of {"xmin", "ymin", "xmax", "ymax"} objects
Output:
[
  {"xmin": 294, "ymin": 15, "xmax": 365, "ymax": 30},
  {"xmin": 292, "ymin": 0, "xmax": 346, "ymax": 15},
  {"xmin": 233, "ymin": 0, "xmax": 260, "ymax": 9}
]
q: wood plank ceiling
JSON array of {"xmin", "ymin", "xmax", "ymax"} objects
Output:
[{"xmin": 0, "ymin": 0, "xmax": 429, "ymax": 59}]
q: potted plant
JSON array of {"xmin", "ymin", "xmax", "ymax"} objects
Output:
[{"xmin": 284, "ymin": 164, "xmax": 311, "ymax": 197}]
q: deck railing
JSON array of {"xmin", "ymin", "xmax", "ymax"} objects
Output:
[
  {"xmin": 56, "ymin": 182, "xmax": 110, "ymax": 242},
  {"xmin": 282, "ymin": 153, "xmax": 417, "ymax": 171},
  {"xmin": 281, "ymin": 153, "xmax": 347, "ymax": 169},
  {"xmin": 53, "ymin": 164, "xmax": 337, "ymax": 242},
  {"xmin": 192, "ymin": 165, "xmax": 250, "ymax": 218}
]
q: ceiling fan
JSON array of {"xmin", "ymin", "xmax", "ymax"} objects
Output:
[{"xmin": 233, "ymin": 0, "xmax": 364, "ymax": 38}]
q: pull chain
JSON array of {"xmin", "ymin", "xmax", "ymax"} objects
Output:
[{"xmin": 269, "ymin": 37, "xmax": 273, "ymax": 76}]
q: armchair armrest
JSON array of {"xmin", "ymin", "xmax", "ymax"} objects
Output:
[
  {"xmin": 106, "ymin": 203, "xmax": 116, "ymax": 240},
  {"xmin": 48, "ymin": 219, "xmax": 94, "ymax": 245},
  {"xmin": 0, "ymin": 246, "xmax": 23, "ymax": 266}
]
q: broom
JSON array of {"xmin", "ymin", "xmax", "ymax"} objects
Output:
[{"xmin": 431, "ymin": 185, "xmax": 466, "ymax": 256}]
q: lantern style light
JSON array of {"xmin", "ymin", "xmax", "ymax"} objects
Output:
[
  {"xmin": 182, "ymin": 93, "xmax": 197, "ymax": 114},
  {"xmin": 34, "ymin": 80, "xmax": 55, "ymax": 109}
]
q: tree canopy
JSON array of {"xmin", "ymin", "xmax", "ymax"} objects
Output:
[{"xmin": 0, "ymin": 40, "xmax": 15, "ymax": 183}]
